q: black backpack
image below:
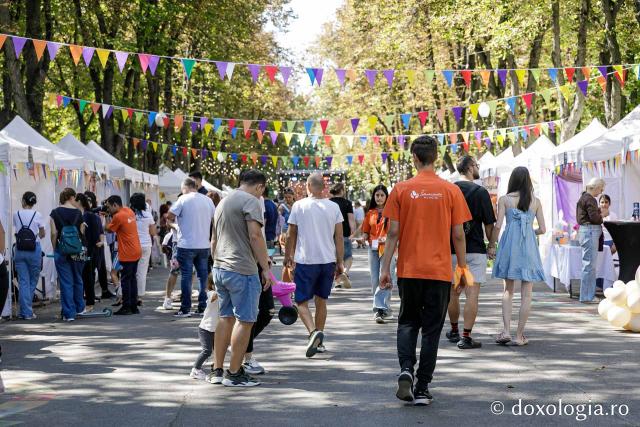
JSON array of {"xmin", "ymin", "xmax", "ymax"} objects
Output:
[{"xmin": 15, "ymin": 211, "xmax": 37, "ymax": 251}]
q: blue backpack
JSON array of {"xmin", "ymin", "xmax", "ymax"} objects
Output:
[{"xmin": 54, "ymin": 210, "xmax": 83, "ymax": 255}]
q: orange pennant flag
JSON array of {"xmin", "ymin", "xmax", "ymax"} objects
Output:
[
  {"xmin": 69, "ymin": 45, "xmax": 83, "ymax": 65},
  {"xmin": 479, "ymin": 70, "xmax": 491, "ymax": 87},
  {"xmin": 0, "ymin": 34, "xmax": 6, "ymax": 49},
  {"xmin": 191, "ymin": 148, "xmax": 198, "ymax": 158},
  {"xmin": 597, "ymin": 76, "xmax": 606, "ymax": 92},
  {"xmin": 346, "ymin": 69, "xmax": 358, "ymax": 81},
  {"xmin": 174, "ymin": 114, "xmax": 183, "ymax": 129},
  {"xmin": 32, "ymin": 40, "xmax": 47, "ymax": 61},
  {"xmin": 581, "ymin": 67, "xmax": 591, "ymax": 80}
]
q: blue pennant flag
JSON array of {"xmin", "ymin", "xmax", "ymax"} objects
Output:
[
  {"xmin": 292, "ymin": 156, "xmax": 300, "ymax": 167},
  {"xmin": 231, "ymin": 153, "xmax": 238, "ymax": 162},
  {"xmin": 231, "ymin": 127, "xmax": 238, "ymax": 139},
  {"xmin": 442, "ymin": 70, "xmax": 454, "ymax": 87},
  {"xmin": 213, "ymin": 118, "xmax": 222, "ymax": 132},
  {"xmin": 437, "ymin": 134, "xmax": 445, "ymax": 145},
  {"xmin": 548, "ymin": 68, "xmax": 558, "ymax": 84},
  {"xmin": 303, "ymin": 120, "xmax": 314, "ymax": 134},
  {"xmin": 400, "ymin": 113, "xmax": 411, "ymax": 130},
  {"xmin": 148, "ymin": 112, "xmax": 157, "ymax": 127},
  {"xmin": 346, "ymin": 155, "xmax": 353, "ymax": 165}
]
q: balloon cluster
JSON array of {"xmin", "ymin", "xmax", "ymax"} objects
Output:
[{"xmin": 598, "ymin": 267, "xmax": 640, "ymax": 332}]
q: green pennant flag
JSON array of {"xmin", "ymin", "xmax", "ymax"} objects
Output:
[
  {"xmin": 425, "ymin": 70, "xmax": 435, "ymax": 85},
  {"xmin": 286, "ymin": 120, "xmax": 296, "ymax": 132},
  {"xmin": 215, "ymin": 125, "xmax": 224, "ymax": 136},
  {"xmin": 383, "ymin": 114, "xmax": 394, "ymax": 130},
  {"xmin": 530, "ymin": 69, "xmax": 541, "ymax": 83},
  {"xmin": 181, "ymin": 59, "xmax": 196, "ymax": 79},
  {"xmin": 78, "ymin": 100, "xmax": 87, "ymax": 113},
  {"xmin": 135, "ymin": 111, "xmax": 144, "ymax": 122},
  {"xmin": 488, "ymin": 100, "xmax": 498, "ymax": 117},
  {"xmin": 161, "ymin": 144, "xmax": 168, "ymax": 155},
  {"xmin": 507, "ymin": 131, "xmax": 516, "ymax": 143},
  {"xmin": 541, "ymin": 89, "xmax": 552, "ymax": 105}
]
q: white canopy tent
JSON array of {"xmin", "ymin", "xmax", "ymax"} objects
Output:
[
  {"xmin": 579, "ymin": 106, "xmax": 640, "ymax": 219},
  {"xmin": 158, "ymin": 164, "xmax": 182, "ymax": 202},
  {"xmin": 174, "ymin": 168, "xmax": 224, "ymax": 196},
  {"xmin": 551, "ymin": 119, "xmax": 608, "ymax": 167},
  {"xmin": 480, "ymin": 145, "xmax": 522, "ymax": 179}
]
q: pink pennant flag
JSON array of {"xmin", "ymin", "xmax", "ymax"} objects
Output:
[
  {"xmin": 279, "ymin": 66, "xmax": 292, "ymax": 85},
  {"xmin": 11, "ymin": 36, "xmax": 27, "ymax": 58},
  {"xmin": 148, "ymin": 55, "xmax": 160, "ymax": 75},
  {"xmin": 215, "ymin": 61, "xmax": 228, "ymax": 80},
  {"xmin": 46, "ymin": 41, "xmax": 61, "ymax": 60},
  {"xmin": 335, "ymin": 68, "xmax": 346, "ymax": 87},
  {"xmin": 138, "ymin": 54, "xmax": 150, "ymax": 73},
  {"xmin": 365, "ymin": 69, "xmax": 377, "ymax": 87},
  {"xmin": 115, "ymin": 51, "xmax": 129, "ymax": 72},
  {"xmin": 247, "ymin": 64, "xmax": 261, "ymax": 82},
  {"xmin": 82, "ymin": 47, "xmax": 95, "ymax": 66},
  {"xmin": 522, "ymin": 93, "xmax": 534, "ymax": 110},
  {"xmin": 382, "ymin": 69, "xmax": 395, "ymax": 87}
]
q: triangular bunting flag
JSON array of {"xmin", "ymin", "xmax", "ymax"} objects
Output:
[
  {"xmin": 382, "ymin": 69, "xmax": 395, "ymax": 88},
  {"xmin": 248, "ymin": 64, "xmax": 261, "ymax": 82},
  {"xmin": 417, "ymin": 111, "xmax": 428, "ymax": 127},
  {"xmin": 577, "ymin": 79, "xmax": 588, "ymax": 96},
  {"xmin": 460, "ymin": 70, "xmax": 472, "ymax": 87},
  {"xmin": 497, "ymin": 69, "xmax": 508, "ymax": 87},
  {"xmin": 181, "ymin": 59, "xmax": 196, "ymax": 79},
  {"xmin": 335, "ymin": 68, "xmax": 346, "ymax": 87},
  {"xmin": 215, "ymin": 61, "xmax": 229, "ymax": 79},
  {"xmin": 46, "ymin": 41, "xmax": 61, "ymax": 60},
  {"xmin": 548, "ymin": 68, "xmax": 558, "ymax": 84},
  {"xmin": 138, "ymin": 53, "xmax": 150, "ymax": 73},
  {"xmin": 265, "ymin": 65, "xmax": 278, "ymax": 82},
  {"xmin": 522, "ymin": 93, "xmax": 534, "ymax": 110},
  {"xmin": 442, "ymin": 70, "xmax": 454, "ymax": 87},
  {"xmin": 69, "ymin": 44, "xmax": 83, "ymax": 65},
  {"xmin": 367, "ymin": 116, "xmax": 377, "ymax": 132},
  {"xmin": 96, "ymin": 48, "xmax": 110, "ymax": 68},
  {"xmin": 479, "ymin": 70, "xmax": 491, "ymax": 86},
  {"xmin": 365, "ymin": 69, "xmax": 377, "ymax": 88},
  {"xmin": 515, "ymin": 69, "xmax": 526, "ymax": 85},
  {"xmin": 401, "ymin": 113, "xmax": 411, "ymax": 130},
  {"xmin": 32, "ymin": 39, "xmax": 47, "ymax": 61},
  {"xmin": 115, "ymin": 51, "xmax": 128, "ymax": 72},
  {"xmin": 350, "ymin": 118, "xmax": 360, "ymax": 133},
  {"xmin": 565, "ymin": 67, "xmax": 576, "ymax": 82},
  {"xmin": 530, "ymin": 68, "xmax": 541, "ymax": 83},
  {"xmin": 425, "ymin": 69, "xmax": 435, "ymax": 85},
  {"xmin": 306, "ymin": 67, "xmax": 316, "ymax": 85},
  {"xmin": 405, "ymin": 70, "xmax": 416, "ymax": 87}
]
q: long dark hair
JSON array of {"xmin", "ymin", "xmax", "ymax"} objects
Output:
[
  {"xmin": 130, "ymin": 192, "xmax": 147, "ymax": 216},
  {"xmin": 368, "ymin": 185, "xmax": 389, "ymax": 211},
  {"xmin": 507, "ymin": 167, "xmax": 534, "ymax": 212}
]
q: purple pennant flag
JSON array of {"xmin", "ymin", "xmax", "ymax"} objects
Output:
[
  {"xmin": 365, "ymin": 69, "xmax": 377, "ymax": 87},
  {"xmin": 104, "ymin": 105, "xmax": 113, "ymax": 119},
  {"xmin": 148, "ymin": 55, "xmax": 160, "ymax": 75},
  {"xmin": 280, "ymin": 66, "xmax": 292, "ymax": 86},
  {"xmin": 577, "ymin": 79, "xmax": 588, "ymax": 96},
  {"xmin": 141, "ymin": 140, "xmax": 148, "ymax": 151},
  {"xmin": 190, "ymin": 121, "xmax": 198, "ymax": 133},
  {"xmin": 247, "ymin": 64, "xmax": 261, "ymax": 82},
  {"xmin": 200, "ymin": 117, "xmax": 208, "ymax": 128},
  {"xmin": 11, "ymin": 36, "xmax": 27, "ymax": 58},
  {"xmin": 202, "ymin": 149, "xmax": 208, "ymax": 159},
  {"xmin": 497, "ymin": 69, "xmax": 508, "ymax": 87},
  {"xmin": 381, "ymin": 152, "xmax": 388, "ymax": 163},
  {"xmin": 269, "ymin": 131, "xmax": 277, "ymax": 145},
  {"xmin": 382, "ymin": 69, "xmax": 395, "ymax": 88},
  {"xmin": 314, "ymin": 68, "xmax": 324, "ymax": 85},
  {"xmin": 549, "ymin": 122, "xmax": 556, "ymax": 133},
  {"xmin": 115, "ymin": 51, "xmax": 129, "ymax": 72},
  {"xmin": 326, "ymin": 156, "xmax": 333, "ymax": 167},
  {"xmin": 350, "ymin": 118, "xmax": 360, "ymax": 133},
  {"xmin": 484, "ymin": 137, "xmax": 492, "ymax": 149},
  {"xmin": 598, "ymin": 66, "xmax": 608, "ymax": 78},
  {"xmin": 335, "ymin": 68, "xmax": 346, "ymax": 86},
  {"xmin": 452, "ymin": 106, "xmax": 464, "ymax": 123},
  {"xmin": 215, "ymin": 61, "xmax": 228, "ymax": 80},
  {"xmin": 474, "ymin": 131, "xmax": 482, "ymax": 142},
  {"xmin": 46, "ymin": 41, "xmax": 61, "ymax": 60},
  {"xmin": 82, "ymin": 47, "xmax": 95, "ymax": 66},
  {"xmin": 259, "ymin": 120, "xmax": 268, "ymax": 133},
  {"xmin": 260, "ymin": 155, "xmax": 268, "ymax": 166},
  {"xmin": 397, "ymin": 135, "xmax": 406, "ymax": 149}
]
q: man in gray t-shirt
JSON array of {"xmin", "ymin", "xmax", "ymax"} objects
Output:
[{"xmin": 210, "ymin": 170, "xmax": 273, "ymax": 387}]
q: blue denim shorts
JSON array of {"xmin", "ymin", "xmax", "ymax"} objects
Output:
[
  {"xmin": 343, "ymin": 239, "xmax": 353, "ymax": 260},
  {"xmin": 294, "ymin": 263, "xmax": 336, "ymax": 303},
  {"xmin": 213, "ymin": 267, "xmax": 261, "ymax": 322}
]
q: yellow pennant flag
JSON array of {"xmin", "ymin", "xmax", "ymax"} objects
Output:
[
  {"xmin": 368, "ymin": 115, "xmax": 378, "ymax": 132},
  {"xmin": 283, "ymin": 132, "xmax": 293, "ymax": 146},
  {"xmin": 515, "ymin": 69, "xmax": 526, "ymax": 85},
  {"xmin": 405, "ymin": 69, "xmax": 417, "ymax": 87},
  {"xmin": 613, "ymin": 65, "xmax": 625, "ymax": 84},
  {"xmin": 559, "ymin": 84, "xmax": 572, "ymax": 102},
  {"xmin": 391, "ymin": 152, "xmax": 400, "ymax": 161},
  {"xmin": 271, "ymin": 156, "xmax": 278, "ymax": 167},
  {"xmin": 469, "ymin": 104, "xmax": 479, "ymax": 120},
  {"xmin": 204, "ymin": 123, "xmax": 212, "ymax": 136},
  {"xmin": 121, "ymin": 109, "xmax": 128, "ymax": 121},
  {"xmin": 497, "ymin": 134, "xmax": 505, "ymax": 147},
  {"xmin": 152, "ymin": 142, "xmax": 158, "ymax": 152},
  {"xmin": 48, "ymin": 93, "xmax": 57, "ymax": 106},
  {"xmin": 96, "ymin": 49, "xmax": 110, "ymax": 68},
  {"xmin": 273, "ymin": 120, "xmax": 282, "ymax": 133}
]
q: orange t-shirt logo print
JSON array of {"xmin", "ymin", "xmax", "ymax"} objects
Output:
[{"xmin": 409, "ymin": 190, "xmax": 443, "ymax": 200}]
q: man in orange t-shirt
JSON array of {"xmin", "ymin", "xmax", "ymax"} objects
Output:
[
  {"xmin": 380, "ymin": 135, "xmax": 471, "ymax": 406},
  {"xmin": 107, "ymin": 195, "xmax": 142, "ymax": 315}
]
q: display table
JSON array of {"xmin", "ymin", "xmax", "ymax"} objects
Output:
[
  {"xmin": 604, "ymin": 221, "xmax": 640, "ymax": 282},
  {"xmin": 543, "ymin": 244, "xmax": 617, "ymax": 293}
]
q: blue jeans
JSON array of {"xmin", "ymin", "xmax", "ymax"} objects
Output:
[
  {"xmin": 213, "ymin": 267, "xmax": 261, "ymax": 322},
  {"xmin": 578, "ymin": 225, "xmax": 602, "ymax": 302},
  {"xmin": 55, "ymin": 251, "xmax": 85, "ymax": 319},
  {"xmin": 15, "ymin": 243, "xmax": 42, "ymax": 317},
  {"xmin": 177, "ymin": 248, "xmax": 210, "ymax": 313},
  {"xmin": 368, "ymin": 249, "xmax": 396, "ymax": 314}
]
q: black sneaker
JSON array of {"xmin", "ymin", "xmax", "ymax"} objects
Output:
[
  {"xmin": 207, "ymin": 368, "xmax": 224, "ymax": 385},
  {"xmin": 413, "ymin": 387, "xmax": 433, "ymax": 406},
  {"xmin": 174, "ymin": 310, "xmax": 191, "ymax": 318},
  {"xmin": 396, "ymin": 369, "xmax": 414, "ymax": 402},
  {"xmin": 305, "ymin": 330, "xmax": 324, "ymax": 358},
  {"xmin": 222, "ymin": 368, "xmax": 260, "ymax": 387},
  {"xmin": 446, "ymin": 329, "xmax": 460, "ymax": 343},
  {"xmin": 114, "ymin": 307, "xmax": 133, "ymax": 315},
  {"xmin": 457, "ymin": 336, "xmax": 482, "ymax": 349},
  {"xmin": 101, "ymin": 291, "xmax": 116, "ymax": 299},
  {"xmin": 193, "ymin": 307, "xmax": 206, "ymax": 316},
  {"xmin": 375, "ymin": 309, "xmax": 385, "ymax": 324},
  {"xmin": 131, "ymin": 308, "xmax": 141, "ymax": 315}
]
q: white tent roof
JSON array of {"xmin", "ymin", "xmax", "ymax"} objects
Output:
[
  {"xmin": 86, "ymin": 141, "xmax": 143, "ymax": 182},
  {"xmin": 0, "ymin": 133, "xmax": 47, "ymax": 165},
  {"xmin": 480, "ymin": 146, "xmax": 523, "ymax": 178},
  {"xmin": 1, "ymin": 116, "xmax": 88, "ymax": 171},
  {"xmin": 512, "ymin": 135, "xmax": 555, "ymax": 169},
  {"xmin": 158, "ymin": 164, "xmax": 182, "ymax": 193},
  {"xmin": 552, "ymin": 119, "xmax": 608, "ymax": 166},
  {"xmin": 174, "ymin": 168, "xmax": 223, "ymax": 195},
  {"xmin": 582, "ymin": 105, "xmax": 640, "ymax": 162},
  {"xmin": 57, "ymin": 133, "xmax": 110, "ymax": 176}
]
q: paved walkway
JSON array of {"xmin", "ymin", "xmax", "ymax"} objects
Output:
[{"xmin": 1, "ymin": 250, "xmax": 639, "ymax": 426}]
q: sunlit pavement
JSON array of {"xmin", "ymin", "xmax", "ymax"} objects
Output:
[{"xmin": 1, "ymin": 250, "xmax": 639, "ymax": 426}]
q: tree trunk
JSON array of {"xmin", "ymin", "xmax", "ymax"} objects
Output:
[
  {"xmin": 551, "ymin": 0, "xmax": 569, "ymax": 122},
  {"xmin": 601, "ymin": 0, "xmax": 623, "ymax": 126}
]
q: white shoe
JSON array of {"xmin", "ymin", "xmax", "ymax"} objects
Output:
[
  {"xmin": 190, "ymin": 368, "xmax": 206, "ymax": 380},
  {"xmin": 317, "ymin": 344, "xmax": 326, "ymax": 353},
  {"xmin": 163, "ymin": 298, "xmax": 173, "ymax": 310},
  {"xmin": 242, "ymin": 357, "xmax": 265, "ymax": 375}
]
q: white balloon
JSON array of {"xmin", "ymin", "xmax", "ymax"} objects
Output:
[
  {"xmin": 478, "ymin": 102, "xmax": 491, "ymax": 118},
  {"xmin": 636, "ymin": 266, "xmax": 640, "ymax": 284},
  {"xmin": 626, "ymin": 280, "xmax": 639, "ymax": 294},
  {"xmin": 155, "ymin": 112, "xmax": 166, "ymax": 127},
  {"xmin": 613, "ymin": 280, "xmax": 626, "ymax": 289},
  {"xmin": 604, "ymin": 287, "xmax": 615, "ymax": 298},
  {"xmin": 608, "ymin": 305, "xmax": 632, "ymax": 328},
  {"xmin": 609, "ymin": 287, "xmax": 628, "ymax": 307},
  {"xmin": 598, "ymin": 298, "xmax": 613, "ymax": 319},
  {"xmin": 624, "ymin": 313, "xmax": 640, "ymax": 332},
  {"xmin": 627, "ymin": 291, "xmax": 640, "ymax": 314}
]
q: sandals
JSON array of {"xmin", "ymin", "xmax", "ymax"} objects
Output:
[
  {"xmin": 495, "ymin": 332, "xmax": 512, "ymax": 344},
  {"xmin": 512, "ymin": 335, "xmax": 529, "ymax": 346}
]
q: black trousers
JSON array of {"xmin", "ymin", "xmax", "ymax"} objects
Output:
[
  {"xmin": 82, "ymin": 250, "xmax": 98, "ymax": 306},
  {"xmin": 96, "ymin": 249, "xmax": 109, "ymax": 294},
  {"xmin": 120, "ymin": 261, "xmax": 139, "ymax": 310},
  {"xmin": 397, "ymin": 278, "xmax": 451, "ymax": 388},
  {"xmin": 0, "ymin": 262, "xmax": 8, "ymax": 313},
  {"xmin": 246, "ymin": 265, "xmax": 275, "ymax": 354}
]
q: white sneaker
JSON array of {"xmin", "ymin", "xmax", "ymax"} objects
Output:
[
  {"xmin": 242, "ymin": 357, "xmax": 265, "ymax": 375},
  {"xmin": 163, "ymin": 298, "xmax": 173, "ymax": 310},
  {"xmin": 317, "ymin": 344, "xmax": 326, "ymax": 353},
  {"xmin": 190, "ymin": 368, "xmax": 206, "ymax": 380}
]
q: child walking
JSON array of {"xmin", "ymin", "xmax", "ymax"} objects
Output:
[{"xmin": 190, "ymin": 279, "xmax": 219, "ymax": 380}]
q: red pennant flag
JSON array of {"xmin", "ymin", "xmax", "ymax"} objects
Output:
[
  {"xmin": 91, "ymin": 103, "xmax": 101, "ymax": 114},
  {"xmin": 358, "ymin": 154, "xmax": 365, "ymax": 165},
  {"xmin": 324, "ymin": 135, "xmax": 332, "ymax": 147},
  {"xmin": 265, "ymin": 65, "xmax": 278, "ymax": 82},
  {"xmin": 524, "ymin": 125, "xmax": 532, "ymax": 136},
  {"xmin": 181, "ymin": 147, "xmax": 188, "ymax": 156},
  {"xmin": 127, "ymin": 108, "xmax": 134, "ymax": 120},
  {"xmin": 319, "ymin": 119, "xmax": 329, "ymax": 134},
  {"xmin": 373, "ymin": 136, "xmax": 380, "ymax": 146},
  {"xmin": 614, "ymin": 69, "xmax": 626, "ymax": 87},
  {"xmin": 462, "ymin": 142, "xmax": 470, "ymax": 152},
  {"xmin": 522, "ymin": 93, "xmax": 534, "ymax": 110},
  {"xmin": 241, "ymin": 154, "xmax": 248, "ymax": 163},
  {"xmin": 303, "ymin": 156, "xmax": 310, "ymax": 167},
  {"xmin": 534, "ymin": 125, "xmax": 542, "ymax": 137},
  {"xmin": 228, "ymin": 119, "xmax": 236, "ymax": 130},
  {"xmin": 460, "ymin": 70, "xmax": 472, "ymax": 87},
  {"xmin": 417, "ymin": 111, "xmax": 429, "ymax": 127},
  {"xmin": 244, "ymin": 129, "xmax": 251, "ymax": 139},
  {"xmin": 163, "ymin": 117, "xmax": 170, "ymax": 128},
  {"xmin": 174, "ymin": 114, "xmax": 183, "ymax": 129},
  {"xmin": 564, "ymin": 67, "xmax": 575, "ymax": 82}
]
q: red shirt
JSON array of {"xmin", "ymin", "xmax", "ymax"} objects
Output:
[
  {"xmin": 107, "ymin": 207, "xmax": 142, "ymax": 262},
  {"xmin": 383, "ymin": 170, "xmax": 471, "ymax": 282}
]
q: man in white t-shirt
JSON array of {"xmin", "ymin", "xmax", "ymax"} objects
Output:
[
  {"xmin": 168, "ymin": 178, "xmax": 216, "ymax": 317},
  {"xmin": 284, "ymin": 173, "xmax": 344, "ymax": 358}
]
